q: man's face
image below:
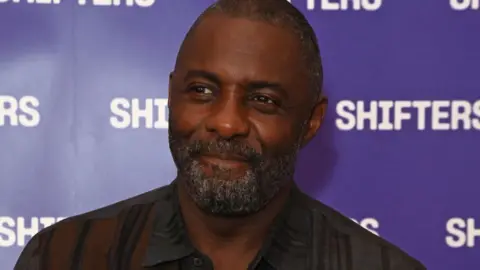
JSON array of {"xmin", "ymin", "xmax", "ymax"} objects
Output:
[{"xmin": 168, "ymin": 14, "xmax": 324, "ymax": 216}]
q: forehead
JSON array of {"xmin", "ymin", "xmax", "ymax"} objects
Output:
[{"xmin": 176, "ymin": 14, "xmax": 307, "ymax": 88}]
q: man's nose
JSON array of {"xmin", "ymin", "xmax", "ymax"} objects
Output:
[{"xmin": 204, "ymin": 95, "xmax": 250, "ymax": 139}]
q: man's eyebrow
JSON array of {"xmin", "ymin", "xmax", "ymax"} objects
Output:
[
  {"xmin": 247, "ymin": 81, "xmax": 288, "ymax": 97},
  {"xmin": 183, "ymin": 69, "xmax": 288, "ymax": 97},
  {"xmin": 184, "ymin": 70, "xmax": 221, "ymax": 85}
]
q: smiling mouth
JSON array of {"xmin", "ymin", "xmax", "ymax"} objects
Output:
[{"xmin": 198, "ymin": 154, "xmax": 248, "ymax": 168}]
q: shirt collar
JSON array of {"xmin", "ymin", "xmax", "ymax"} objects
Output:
[
  {"xmin": 142, "ymin": 181, "xmax": 194, "ymax": 267},
  {"xmin": 142, "ymin": 181, "xmax": 313, "ymax": 269},
  {"xmin": 261, "ymin": 185, "xmax": 313, "ymax": 269}
]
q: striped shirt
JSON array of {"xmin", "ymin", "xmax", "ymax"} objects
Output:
[{"xmin": 14, "ymin": 181, "xmax": 426, "ymax": 270}]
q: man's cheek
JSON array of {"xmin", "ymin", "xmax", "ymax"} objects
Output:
[
  {"xmin": 253, "ymin": 121, "xmax": 297, "ymax": 147},
  {"xmin": 170, "ymin": 108, "xmax": 204, "ymax": 134}
]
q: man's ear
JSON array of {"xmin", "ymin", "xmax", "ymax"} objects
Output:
[
  {"xmin": 301, "ymin": 94, "xmax": 328, "ymax": 147},
  {"xmin": 168, "ymin": 72, "xmax": 174, "ymax": 108}
]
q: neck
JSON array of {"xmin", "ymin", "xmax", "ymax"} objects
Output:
[{"xmin": 177, "ymin": 180, "xmax": 292, "ymax": 256}]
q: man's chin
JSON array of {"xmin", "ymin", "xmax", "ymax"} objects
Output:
[
  {"xmin": 193, "ymin": 194, "xmax": 265, "ymax": 217},
  {"xmin": 182, "ymin": 175, "xmax": 265, "ymax": 216},
  {"xmin": 204, "ymin": 208, "xmax": 262, "ymax": 218}
]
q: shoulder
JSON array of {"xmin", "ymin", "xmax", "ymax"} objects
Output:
[
  {"xmin": 14, "ymin": 185, "xmax": 172, "ymax": 270},
  {"xmin": 297, "ymin": 193, "xmax": 426, "ymax": 270}
]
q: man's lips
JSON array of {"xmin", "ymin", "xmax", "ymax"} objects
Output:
[
  {"xmin": 201, "ymin": 152, "xmax": 247, "ymax": 161},
  {"xmin": 198, "ymin": 153, "xmax": 248, "ymax": 168}
]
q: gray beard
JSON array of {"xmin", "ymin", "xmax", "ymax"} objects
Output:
[
  {"xmin": 169, "ymin": 126, "xmax": 302, "ymax": 217},
  {"xmin": 179, "ymin": 147, "xmax": 297, "ymax": 216}
]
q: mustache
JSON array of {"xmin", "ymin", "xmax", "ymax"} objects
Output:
[{"xmin": 186, "ymin": 140, "xmax": 262, "ymax": 163}]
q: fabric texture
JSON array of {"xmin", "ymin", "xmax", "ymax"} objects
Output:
[{"xmin": 14, "ymin": 181, "xmax": 425, "ymax": 270}]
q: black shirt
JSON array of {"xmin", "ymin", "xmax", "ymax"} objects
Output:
[{"xmin": 15, "ymin": 180, "xmax": 426, "ymax": 269}]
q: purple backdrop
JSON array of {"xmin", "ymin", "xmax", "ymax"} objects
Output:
[{"xmin": 1, "ymin": 0, "xmax": 479, "ymax": 269}]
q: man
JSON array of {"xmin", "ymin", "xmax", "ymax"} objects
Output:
[{"xmin": 15, "ymin": 0, "xmax": 425, "ymax": 269}]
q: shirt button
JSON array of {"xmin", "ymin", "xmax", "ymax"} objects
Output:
[{"xmin": 193, "ymin": 257, "xmax": 203, "ymax": 267}]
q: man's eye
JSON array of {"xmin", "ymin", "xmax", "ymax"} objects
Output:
[
  {"xmin": 252, "ymin": 95, "xmax": 277, "ymax": 105},
  {"xmin": 190, "ymin": 86, "xmax": 213, "ymax": 95}
]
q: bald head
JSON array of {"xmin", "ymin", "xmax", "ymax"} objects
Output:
[{"xmin": 178, "ymin": 0, "xmax": 323, "ymax": 97}]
